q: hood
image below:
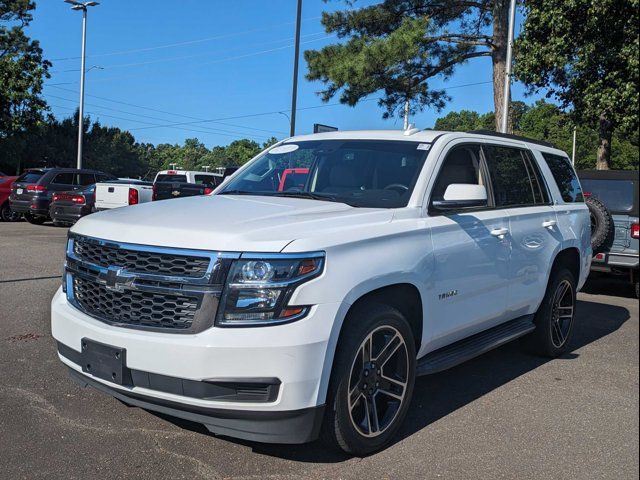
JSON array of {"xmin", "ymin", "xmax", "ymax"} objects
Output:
[{"xmin": 71, "ymin": 194, "xmax": 394, "ymax": 252}]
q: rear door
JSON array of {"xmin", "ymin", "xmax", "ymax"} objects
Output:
[{"xmin": 484, "ymin": 145, "xmax": 562, "ymax": 316}]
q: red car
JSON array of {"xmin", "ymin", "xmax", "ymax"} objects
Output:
[
  {"xmin": 278, "ymin": 168, "xmax": 309, "ymax": 192},
  {"xmin": 0, "ymin": 172, "xmax": 20, "ymax": 222}
]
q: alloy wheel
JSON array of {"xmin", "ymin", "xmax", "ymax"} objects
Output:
[
  {"xmin": 550, "ymin": 279, "xmax": 574, "ymax": 348},
  {"xmin": 347, "ymin": 325, "xmax": 409, "ymax": 438}
]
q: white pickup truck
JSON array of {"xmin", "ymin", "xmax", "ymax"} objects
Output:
[
  {"xmin": 52, "ymin": 129, "xmax": 591, "ymax": 455},
  {"xmin": 94, "ymin": 179, "xmax": 154, "ymax": 211}
]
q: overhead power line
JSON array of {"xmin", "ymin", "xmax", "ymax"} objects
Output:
[
  {"xmin": 48, "ymin": 104, "xmax": 271, "ymax": 141},
  {"xmin": 46, "ymin": 85, "xmax": 288, "ymax": 135},
  {"xmin": 51, "ymin": 31, "xmax": 328, "ymax": 73},
  {"xmin": 128, "ymin": 81, "xmax": 494, "ymax": 132},
  {"xmin": 50, "ymin": 16, "xmax": 322, "ymax": 61}
]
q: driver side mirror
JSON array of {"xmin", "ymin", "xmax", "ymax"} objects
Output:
[{"xmin": 431, "ymin": 184, "xmax": 487, "ymax": 211}]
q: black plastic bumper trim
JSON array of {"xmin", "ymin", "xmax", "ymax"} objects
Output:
[
  {"xmin": 67, "ymin": 368, "xmax": 324, "ymax": 444},
  {"xmin": 57, "ymin": 341, "xmax": 280, "ymax": 403}
]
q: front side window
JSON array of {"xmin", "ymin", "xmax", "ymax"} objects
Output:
[
  {"xmin": 542, "ymin": 153, "xmax": 583, "ymax": 203},
  {"xmin": 484, "ymin": 146, "xmax": 537, "ymax": 207},
  {"xmin": 431, "ymin": 144, "xmax": 485, "ymax": 202},
  {"xmin": 219, "ymin": 140, "xmax": 430, "ymax": 208}
]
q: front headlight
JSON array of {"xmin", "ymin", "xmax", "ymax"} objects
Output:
[{"xmin": 216, "ymin": 252, "xmax": 324, "ymax": 327}]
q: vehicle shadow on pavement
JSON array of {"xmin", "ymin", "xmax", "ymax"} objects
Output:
[{"xmin": 149, "ymin": 297, "xmax": 630, "ymax": 463}]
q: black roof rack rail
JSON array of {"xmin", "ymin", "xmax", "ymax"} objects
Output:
[{"xmin": 466, "ymin": 130, "xmax": 557, "ymax": 149}]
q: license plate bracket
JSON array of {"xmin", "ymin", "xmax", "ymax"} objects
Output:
[{"xmin": 80, "ymin": 338, "xmax": 131, "ymax": 386}]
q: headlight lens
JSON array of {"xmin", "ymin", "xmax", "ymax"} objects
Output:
[{"xmin": 217, "ymin": 253, "xmax": 324, "ymax": 327}]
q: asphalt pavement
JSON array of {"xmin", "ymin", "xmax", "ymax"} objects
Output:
[{"xmin": 0, "ymin": 221, "xmax": 638, "ymax": 479}]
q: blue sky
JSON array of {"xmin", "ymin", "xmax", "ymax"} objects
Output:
[{"xmin": 30, "ymin": 0, "xmax": 537, "ymax": 147}]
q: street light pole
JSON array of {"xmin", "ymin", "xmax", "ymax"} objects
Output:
[
  {"xmin": 65, "ymin": 1, "xmax": 99, "ymax": 169},
  {"xmin": 500, "ymin": 0, "xmax": 517, "ymax": 134},
  {"xmin": 289, "ymin": 0, "xmax": 302, "ymax": 137}
]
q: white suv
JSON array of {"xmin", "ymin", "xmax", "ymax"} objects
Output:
[{"xmin": 52, "ymin": 129, "xmax": 591, "ymax": 455}]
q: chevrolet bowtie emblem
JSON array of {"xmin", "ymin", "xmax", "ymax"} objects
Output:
[
  {"xmin": 171, "ymin": 190, "xmax": 180, "ymax": 196},
  {"xmin": 103, "ymin": 266, "xmax": 131, "ymax": 292}
]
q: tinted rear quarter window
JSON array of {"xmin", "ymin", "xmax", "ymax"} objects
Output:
[
  {"xmin": 18, "ymin": 171, "xmax": 45, "ymax": 183},
  {"xmin": 542, "ymin": 153, "xmax": 583, "ymax": 203},
  {"xmin": 484, "ymin": 145, "xmax": 536, "ymax": 207},
  {"xmin": 77, "ymin": 173, "xmax": 96, "ymax": 185},
  {"xmin": 51, "ymin": 172, "xmax": 75, "ymax": 185}
]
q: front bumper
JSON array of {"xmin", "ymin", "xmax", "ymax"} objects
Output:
[{"xmin": 51, "ymin": 288, "xmax": 340, "ymax": 443}]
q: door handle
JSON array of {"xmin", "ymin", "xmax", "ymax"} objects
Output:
[
  {"xmin": 490, "ymin": 227, "xmax": 509, "ymax": 239},
  {"xmin": 542, "ymin": 220, "xmax": 557, "ymax": 229}
]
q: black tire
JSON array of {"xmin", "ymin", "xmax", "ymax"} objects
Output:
[
  {"xmin": 585, "ymin": 196, "xmax": 613, "ymax": 253},
  {"xmin": 1, "ymin": 202, "xmax": 21, "ymax": 222},
  {"xmin": 527, "ymin": 268, "xmax": 577, "ymax": 357},
  {"xmin": 321, "ymin": 303, "xmax": 416, "ymax": 456},
  {"xmin": 24, "ymin": 212, "xmax": 47, "ymax": 225}
]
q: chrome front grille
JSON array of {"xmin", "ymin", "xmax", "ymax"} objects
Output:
[
  {"xmin": 74, "ymin": 235, "xmax": 210, "ymax": 277},
  {"xmin": 65, "ymin": 234, "xmax": 238, "ymax": 333}
]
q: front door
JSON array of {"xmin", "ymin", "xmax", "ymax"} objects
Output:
[{"xmin": 426, "ymin": 143, "xmax": 512, "ymax": 350}]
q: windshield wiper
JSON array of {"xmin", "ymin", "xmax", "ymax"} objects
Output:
[
  {"xmin": 268, "ymin": 191, "xmax": 345, "ymax": 203},
  {"xmin": 217, "ymin": 190, "xmax": 257, "ymax": 195}
]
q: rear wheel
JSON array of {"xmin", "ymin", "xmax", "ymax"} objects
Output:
[
  {"xmin": 321, "ymin": 303, "xmax": 416, "ymax": 455},
  {"xmin": 0, "ymin": 202, "xmax": 21, "ymax": 222},
  {"xmin": 527, "ymin": 268, "xmax": 577, "ymax": 357},
  {"xmin": 24, "ymin": 212, "xmax": 47, "ymax": 225}
]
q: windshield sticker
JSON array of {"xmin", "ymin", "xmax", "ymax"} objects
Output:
[
  {"xmin": 417, "ymin": 143, "xmax": 431, "ymax": 151},
  {"xmin": 269, "ymin": 144, "xmax": 299, "ymax": 154}
]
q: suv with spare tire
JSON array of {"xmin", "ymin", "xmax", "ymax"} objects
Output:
[
  {"xmin": 52, "ymin": 130, "xmax": 591, "ymax": 455},
  {"xmin": 578, "ymin": 170, "xmax": 639, "ymax": 297}
]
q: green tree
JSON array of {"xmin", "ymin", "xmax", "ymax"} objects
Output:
[
  {"xmin": 305, "ymin": 0, "xmax": 516, "ymax": 130},
  {"xmin": 515, "ymin": 0, "xmax": 639, "ymax": 169},
  {"xmin": 0, "ymin": 0, "xmax": 50, "ymax": 141},
  {"xmin": 434, "ymin": 110, "xmax": 494, "ymax": 131}
]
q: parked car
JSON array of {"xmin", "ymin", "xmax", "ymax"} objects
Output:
[
  {"xmin": 95, "ymin": 179, "xmax": 153, "ymax": 211},
  {"xmin": 152, "ymin": 170, "xmax": 225, "ymax": 201},
  {"xmin": 278, "ymin": 167, "xmax": 309, "ymax": 191},
  {"xmin": 49, "ymin": 183, "xmax": 97, "ymax": 226},
  {"xmin": 9, "ymin": 168, "xmax": 115, "ymax": 224},
  {"xmin": 578, "ymin": 169, "xmax": 639, "ymax": 297},
  {"xmin": 0, "ymin": 173, "xmax": 21, "ymax": 221},
  {"xmin": 52, "ymin": 130, "xmax": 590, "ymax": 455}
]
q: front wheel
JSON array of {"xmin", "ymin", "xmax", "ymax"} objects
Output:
[
  {"xmin": 321, "ymin": 303, "xmax": 416, "ymax": 455},
  {"xmin": 527, "ymin": 268, "xmax": 577, "ymax": 357}
]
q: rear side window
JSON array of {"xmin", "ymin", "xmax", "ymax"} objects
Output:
[
  {"xmin": 77, "ymin": 173, "xmax": 96, "ymax": 186},
  {"xmin": 484, "ymin": 146, "xmax": 537, "ymax": 207},
  {"xmin": 542, "ymin": 153, "xmax": 583, "ymax": 203},
  {"xmin": 18, "ymin": 171, "xmax": 45, "ymax": 183},
  {"xmin": 51, "ymin": 172, "xmax": 74, "ymax": 185},
  {"xmin": 155, "ymin": 174, "xmax": 187, "ymax": 183}
]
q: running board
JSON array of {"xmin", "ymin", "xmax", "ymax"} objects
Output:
[{"xmin": 416, "ymin": 315, "xmax": 535, "ymax": 376}]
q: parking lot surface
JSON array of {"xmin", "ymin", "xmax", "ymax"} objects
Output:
[{"xmin": 1, "ymin": 221, "xmax": 638, "ymax": 479}]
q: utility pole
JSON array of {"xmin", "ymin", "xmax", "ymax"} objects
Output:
[
  {"xmin": 65, "ymin": 1, "xmax": 99, "ymax": 169},
  {"xmin": 403, "ymin": 100, "xmax": 410, "ymax": 130},
  {"xmin": 500, "ymin": 0, "xmax": 517, "ymax": 133},
  {"xmin": 571, "ymin": 126, "xmax": 577, "ymax": 166},
  {"xmin": 289, "ymin": 0, "xmax": 302, "ymax": 137}
]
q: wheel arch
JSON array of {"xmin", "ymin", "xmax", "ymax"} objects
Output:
[{"xmin": 317, "ymin": 281, "xmax": 424, "ymax": 405}]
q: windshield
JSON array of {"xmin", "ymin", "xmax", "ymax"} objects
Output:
[{"xmin": 219, "ymin": 140, "xmax": 430, "ymax": 208}]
